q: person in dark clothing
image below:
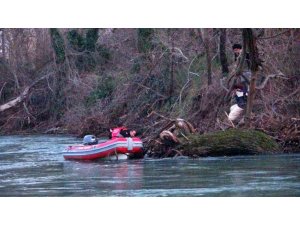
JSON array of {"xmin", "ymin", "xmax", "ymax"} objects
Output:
[
  {"xmin": 232, "ymin": 43, "xmax": 242, "ymax": 60},
  {"xmin": 232, "ymin": 43, "xmax": 251, "ymax": 71},
  {"xmin": 232, "ymin": 43, "xmax": 251, "ymax": 93},
  {"xmin": 232, "ymin": 83, "xmax": 248, "ymax": 109},
  {"xmin": 120, "ymin": 129, "xmax": 136, "ymax": 138},
  {"xmin": 108, "ymin": 131, "xmax": 112, "ymax": 139}
]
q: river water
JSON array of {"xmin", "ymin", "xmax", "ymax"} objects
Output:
[{"xmin": 0, "ymin": 135, "xmax": 299, "ymax": 197}]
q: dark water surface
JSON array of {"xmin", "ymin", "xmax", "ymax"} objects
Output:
[{"xmin": 0, "ymin": 135, "xmax": 299, "ymax": 196}]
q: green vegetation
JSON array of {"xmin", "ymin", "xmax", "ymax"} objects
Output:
[
  {"xmin": 96, "ymin": 45, "xmax": 111, "ymax": 63},
  {"xmin": 137, "ymin": 28, "xmax": 155, "ymax": 53},
  {"xmin": 67, "ymin": 29, "xmax": 99, "ymax": 52},
  {"xmin": 67, "ymin": 29, "xmax": 110, "ymax": 71},
  {"xmin": 67, "ymin": 30, "xmax": 85, "ymax": 52},
  {"xmin": 85, "ymin": 76, "xmax": 115, "ymax": 107},
  {"xmin": 85, "ymin": 29, "xmax": 99, "ymax": 52},
  {"xmin": 50, "ymin": 28, "xmax": 65, "ymax": 63}
]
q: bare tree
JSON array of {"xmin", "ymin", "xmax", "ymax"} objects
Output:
[
  {"xmin": 200, "ymin": 29, "xmax": 212, "ymax": 85},
  {"xmin": 0, "ymin": 29, "xmax": 5, "ymax": 59},
  {"xmin": 219, "ymin": 28, "xmax": 229, "ymax": 76},
  {"xmin": 242, "ymin": 28, "xmax": 261, "ymax": 127},
  {"xmin": 169, "ymin": 30, "xmax": 175, "ymax": 99}
]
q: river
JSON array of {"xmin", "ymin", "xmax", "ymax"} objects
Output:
[{"xmin": 0, "ymin": 135, "xmax": 299, "ymax": 197}]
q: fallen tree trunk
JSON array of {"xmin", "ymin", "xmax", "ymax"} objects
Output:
[
  {"xmin": 178, "ymin": 129, "xmax": 281, "ymax": 157},
  {"xmin": 0, "ymin": 87, "xmax": 30, "ymax": 112},
  {"xmin": 0, "ymin": 74, "xmax": 51, "ymax": 112}
]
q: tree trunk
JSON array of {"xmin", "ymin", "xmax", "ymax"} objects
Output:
[
  {"xmin": 1, "ymin": 29, "xmax": 5, "ymax": 59},
  {"xmin": 0, "ymin": 74, "xmax": 51, "ymax": 112},
  {"xmin": 49, "ymin": 28, "xmax": 67, "ymax": 120},
  {"xmin": 201, "ymin": 29, "xmax": 212, "ymax": 85},
  {"xmin": 243, "ymin": 29, "xmax": 260, "ymax": 127},
  {"xmin": 50, "ymin": 28, "xmax": 66, "ymax": 64},
  {"xmin": 137, "ymin": 28, "xmax": 154, "ymax": 53},
  {"xmin": 0, "ymin": 87, "xmax": 29, "ymax": 112},
  {"xmin": 169, "ymin": 31, "xmax": 175, "ymax": 99},
  {"xmin": 219, "ymin": 28, "xmax": 229, "ymax": 76}
]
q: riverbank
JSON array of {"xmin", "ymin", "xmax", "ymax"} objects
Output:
[{"xmin": 1, "ymin": 127, "xmax": 299, "ymax": 156}]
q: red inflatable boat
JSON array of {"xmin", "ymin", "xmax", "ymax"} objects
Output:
[{"xmin": 63, "ymin": 137, "xmax": 143, "ymax": 160}]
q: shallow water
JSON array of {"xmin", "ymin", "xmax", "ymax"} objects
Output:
[{"xmin": 0, "ymin": 135, "xmax": 299, "ymax": 196}]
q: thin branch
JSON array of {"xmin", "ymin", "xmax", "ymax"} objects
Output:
[
  {"xmin": 179, "ymin": 55, "xmax": 199, "ymax": 106},
  {"xmin": 147, "ymin": 110, "xmax": 174, "ymax": 122},
  {"xmin": 258, "ymin": 29, "xmax": 291, "ymax": 40},
  {"xmin": 46, "ymin": 75, "xmax": 54, "ymax": 93},
  {"xmin": 189, "ymin": 72, "xmax": 200, "ymax": 76},
  {"xmin": 220, "ymin": 77, "xmax": 229, "ymax": 92},
  {"xmin": 135, "ymin": 82, "xmax": 167, "ymax": 98},
  {"xmin": 22, "ymin": 102, "xmax": 36, "ymax": 123},
  {"xmin": 255, "ymin": 72, "xmax": 288, "ymax": 90},
  {"xmin": 274, "ymin": 87, "xmax": 300, "ymax": 105},
  {"xmin": 173, "ymin": 47, "xmax": 188, "ymax": 61},
  {"xmin": 0, "ymin": 82, "xmax": 7, "ymax": 99}
]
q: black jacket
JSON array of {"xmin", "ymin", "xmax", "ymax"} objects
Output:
[
  {"xmin": 120, "ymin": 129, "xmax": 131, "ymax": 138},
  {"xmin": 234, "ymin": 87, "xmax": 248, "ymax": 109}
]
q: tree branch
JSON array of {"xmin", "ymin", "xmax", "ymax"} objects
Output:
[
  {"xmin": 135, "ymin": 82, "xmax": 167, "ymax": 98},
  {"xmin": 173, "ymin": 47, "xmax": 188, "ymax": 61},
  {"xmin": 258, "ymin": 29, "xmax": 291, "ymax": 40},
  {"xmin": 274, "ymin": 87, "xmax": 300, "ymax": 105},
  {"xmin": 220, "ymin": 77, "xmax": 229, "ymax": 92},
  {"xmin": 179, "ymin": 54, "xmax": 200, "ymax": 106},
  {"xmin": 255, "ymin": 72, "xmax": 288, "ymax": 90},
  {"xmin": 0, "ymin": 82, "xmax": 7, "ymax": 99}
]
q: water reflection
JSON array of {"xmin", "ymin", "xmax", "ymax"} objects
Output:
[{"xmin": 63, "ymin": 160, "xmax": 144, "ymax": 195}]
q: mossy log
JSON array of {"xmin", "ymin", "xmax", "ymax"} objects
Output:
[{"xmin": 178, "ymin": 129, "xmax": 281, "ymax": 157}]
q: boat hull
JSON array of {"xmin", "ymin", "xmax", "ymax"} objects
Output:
[{"xmin": 63, "ymin": 137, "xmax": 143, "ymax": 160}]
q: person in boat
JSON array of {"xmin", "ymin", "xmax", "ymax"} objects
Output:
[
  {"xmin": 109, "ymin": 123, "xmax": 127, "ymax": 139},
  {"xmin": 109, "ymin": 123, "xmax": 137, "ymax": 138},
  {"xmin": 120, "ymin": 129, "xmax": 136, "ymax": 138},
  {"xmin": 228, "ymin": 83, "xmax": 248, "ymax": 122}
]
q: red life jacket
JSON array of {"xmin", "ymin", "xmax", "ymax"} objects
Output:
[{"xmin": 111, "ymin": 126, "xmax": 127, "ymax": 138}]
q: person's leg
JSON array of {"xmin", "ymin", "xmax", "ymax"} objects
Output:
[{"xmin": 228, "ymin": 104, "xmax": 244, "ymax": 122}]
